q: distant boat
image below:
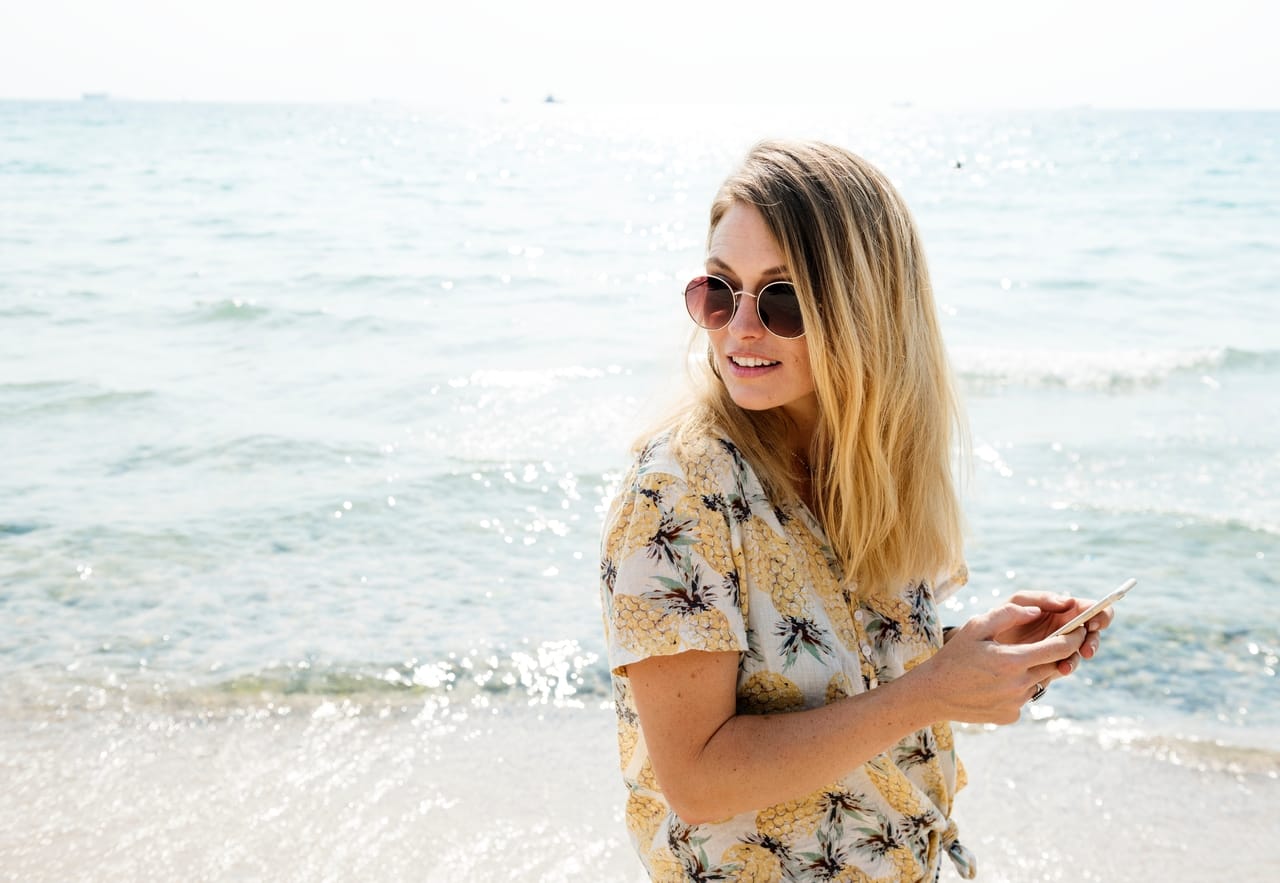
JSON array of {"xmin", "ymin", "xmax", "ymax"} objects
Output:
[
  {"xmin": 81, "ymin": 92, "xmax": 109, "ymax": 101},
  {"xmin": 544, "ymin": 94, "xmax": 560, "ymax": 104}
]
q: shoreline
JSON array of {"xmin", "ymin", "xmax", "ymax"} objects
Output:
[
  {"xmin": 2, "ymin": 702, "xmax": 1276, "ymax": 881},
  {"xmin": 949, "ymin": 724, "xmax": 1279, "ymax": 881}
]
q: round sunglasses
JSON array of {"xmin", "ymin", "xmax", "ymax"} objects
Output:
[{"xmin": 683, "ymin": 274, "xmax": 805, "ymax": 339}]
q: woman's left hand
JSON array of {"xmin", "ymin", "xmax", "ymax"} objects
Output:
[{"xmin": 993, "ymin": 591, "xmax": 1114, "ymax": 677}]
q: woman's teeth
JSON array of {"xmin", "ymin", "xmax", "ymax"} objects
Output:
[{"xmin": 731, "ymin": 356, "xmax": 780, "ymax": 368}]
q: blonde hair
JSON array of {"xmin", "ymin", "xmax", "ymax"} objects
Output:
[{"xmin": 652, "ymin": 140, "xmax": 966, "ymax": 598}]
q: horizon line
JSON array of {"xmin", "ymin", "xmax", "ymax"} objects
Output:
[{"xmin": 3, "ymin": 95, "xmax": 1279, "ymax": 113}]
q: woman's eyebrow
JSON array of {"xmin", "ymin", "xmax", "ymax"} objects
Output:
[{"xmin": 706, "ymin": 256, "xmax": 790, "ymax": 278}]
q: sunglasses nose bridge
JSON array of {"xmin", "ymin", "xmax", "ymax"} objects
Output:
[{"xmin": 725, "ymin": 288, "xmax": 768, "ymax": 336}]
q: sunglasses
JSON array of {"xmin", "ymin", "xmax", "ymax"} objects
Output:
[{"xmin": 683, "ymin": 274, "xmax": 805, "ymax": 339}]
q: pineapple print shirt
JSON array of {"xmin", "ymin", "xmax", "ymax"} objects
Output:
[{"xmin": 600, "ymin": 432, "xmax": 975, "ymax": 882}]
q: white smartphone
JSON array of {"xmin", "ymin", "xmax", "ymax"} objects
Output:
[{"xmin": 1049, "ymin": 578, "xmax": 1136, "ymax": 637}]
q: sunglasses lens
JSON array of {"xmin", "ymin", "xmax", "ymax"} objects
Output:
[
  {"xmin": 684, "ymin": 276, "xmax": 736, "ymax": 329},
  {"xmin": 758, "ymin": 283, "xmax": 804, "ymax": 338}
]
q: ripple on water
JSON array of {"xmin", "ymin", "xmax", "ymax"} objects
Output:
[
  {"xmin": 0, "ymin": 380, "xmax": 158, "ymax": 420},
  {"xmin": 0, "ymin": 639, "xmax": 612, "ymax": 722}
]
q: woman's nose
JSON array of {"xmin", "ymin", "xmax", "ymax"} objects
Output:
[{"xmin": 727, "ymin": 292, "xmax": 764, "ymax": 337}]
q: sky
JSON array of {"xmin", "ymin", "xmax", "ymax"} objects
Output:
[{"xmin": 2, "ymin": 0, "xmax": 1275, "ymax": 108}]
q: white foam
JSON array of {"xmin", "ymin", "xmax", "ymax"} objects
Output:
[{"xmin": 952, "ymin": 345, "xmax": 1229, "ymax": 390}]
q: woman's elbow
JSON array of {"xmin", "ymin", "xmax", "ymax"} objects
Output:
[
  {"xmin": 659, "ymin": 778, "xmax": 729, "ymax": 827},
  {"xmin": 668, "ymin": 801, "xmax": 715, "ymax": 827}
]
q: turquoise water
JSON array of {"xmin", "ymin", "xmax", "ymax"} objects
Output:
[{"xmin": 1, "ymin": 101, "xmax": 1277, "ymax": 879}]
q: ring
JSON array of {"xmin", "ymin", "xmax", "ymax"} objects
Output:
[{"xmin": 1030, "ymin": 683, "xmax": 1047, "ymax": 702}]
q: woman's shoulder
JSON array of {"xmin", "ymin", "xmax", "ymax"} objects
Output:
[{"xmin": 631, "ymin": 429, "xmax": 750, "ymax": 495}]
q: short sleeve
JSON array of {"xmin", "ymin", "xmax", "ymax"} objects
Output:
[
  {"xmin": 600, "ymin": 466, "xmax": 749, "ymax": 677},
  {"xmin": 932, "ymin": 560, "xmax": 969, "ymax": 603}
]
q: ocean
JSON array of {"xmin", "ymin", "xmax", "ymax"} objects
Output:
[{"xmin": 1, "ymin": 100, "xmax": 1277, "ymax": 881}]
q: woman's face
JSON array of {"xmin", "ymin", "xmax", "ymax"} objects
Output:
[{"xmin": 705, "ymin": 202, "xmax": 817, "ymax": 437}]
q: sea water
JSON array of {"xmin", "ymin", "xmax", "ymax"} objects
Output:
[{"xmin": 1, "ymin": 101, "xmax": 1277, "ymax": 880}]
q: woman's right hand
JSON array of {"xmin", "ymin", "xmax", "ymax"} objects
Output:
[{"xmin": 916, "ymin": 603, "xmax": 1088, "ymax": 725}]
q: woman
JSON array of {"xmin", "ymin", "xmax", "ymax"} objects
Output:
[{"xmin": 599, "ymin": 140, "xmax": 1112, "ymax": 882}]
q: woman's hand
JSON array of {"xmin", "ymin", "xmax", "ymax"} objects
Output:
[
  {"xmin": 995, "ymin": 591, "xmax": 1114, "ymax": 676},
  {"xmin": 917, "ymin": 602, "xmax": 1088, "ymax": 725}
]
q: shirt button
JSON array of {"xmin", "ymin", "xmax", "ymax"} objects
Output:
[
  {"xmin": 861, "ymin": 643, "xmax": 874, "ymax": 656},
  {"xmin": 853, "ymin": 610, "xmax": 865, "ymax": 623}
]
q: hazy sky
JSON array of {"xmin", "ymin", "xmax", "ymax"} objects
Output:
[{"xmin": 3, "ymin": 0, "xmax": 1275, "ymax": 108}]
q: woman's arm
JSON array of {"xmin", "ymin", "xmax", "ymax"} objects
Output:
[{"xmin": 628, "ymin": 601, "xmax": 1087, "ymax": 824}]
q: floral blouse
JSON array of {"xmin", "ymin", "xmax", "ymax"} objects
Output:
[{"xmin": 599, "ymin": 432, "xmax": 975, "ymax": 882}]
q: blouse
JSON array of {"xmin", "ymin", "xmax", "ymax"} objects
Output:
[{"xmin": 599, "ymin": 431, "xmax": 975, "ymax": 882}]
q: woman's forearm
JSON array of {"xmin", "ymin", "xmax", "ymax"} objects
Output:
[
  {"xmin": 628, "ymin": 603, "xmax": 1085, "ymax": 825},
  {"xmin": 669, "ymin": 670, "xmax": 942, "ymax": 824},
  {"xmin": 629, "ymin": 649, "xmax": 946, "ymax": 825}
]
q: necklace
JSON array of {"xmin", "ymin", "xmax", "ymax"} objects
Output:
[{"xmin": 791, "ymin": 450, "xmax": 812, "ymax": 477}]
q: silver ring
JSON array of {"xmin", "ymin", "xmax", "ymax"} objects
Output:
[{"xmin": 1030, "ymin": 683, "xmax": 1047, "ymax": 702}]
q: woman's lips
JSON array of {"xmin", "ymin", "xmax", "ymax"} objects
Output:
[{"xmin": 726, "ymin": 354, "xmax": 781, "ymax": 377}]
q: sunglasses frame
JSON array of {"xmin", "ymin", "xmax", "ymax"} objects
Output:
[{"xmin": 683, "ymin": 274, "xmax": 806, "ymax": 340}]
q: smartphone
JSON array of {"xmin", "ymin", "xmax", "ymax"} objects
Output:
[{"xmin": 1050, "ymin": 578, "xmax": 1136, "ymax": 637}]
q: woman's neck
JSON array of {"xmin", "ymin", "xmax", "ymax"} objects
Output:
[{"xmin": 781, "ymin": 402, "xmax": 818, "ymax": 512}]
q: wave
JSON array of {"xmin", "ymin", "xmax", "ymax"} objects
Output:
[
  {"xmin": 0, "ymin": 304, "xmax": 47, "ymax": 319},
  {"xmin": 0, "ymin": 287, "xmax": 103, "ymax": 319},
  {"xmin": 214, "ymin": 229, "xmax": 277, "ymax": 240},
  {"xmin": 0, "ymin": 159, "xmax": 70, "ymax": 175},
  {"xmin": 450, "ymin": 364, "xmax": 625, "ymax": 391},
  {"xmin": 1035, "ymin": 277, "xmax": 1099, "ymax": 291},
  {"xmin": 1125, "ymin": 505, "xmax": 1277, "ymax": 539},
  {"xmin": 1020, "ymin": 493, "xmax": 1280, "ymax": 539},
  {"xmin": 210, "ymin": 650, "xmax": 610, "ymax": 704},
  {"xmin": 105, "ymin": 433, "xmax": 371, "ymax": 475},
  {"xmin": 0, "ymin": 641, "xmax": 613, "ymax": 716},
  {"xmin": 1219, "ymin": 346, "xmax": 1280, "ymax": 370},
  {"xmin": 177, "ymin": 298, "xmax": 400, "ymax": 333},
  {"xmin": 953, "ymin": 345, "xmax": 1280, "ymax": 391},
  {"xmin": 0, "ymin": 380, "xmax": 157, "ymax": 419},
  {"xmin": 1096, "ymin": 729, "xmax": 1280, "ymax": 775},
  {"xmin": 182, "ymin": 298, "xmax": 273, "ymax": 323},
  {"xmin": 983, "ymin": 717, "xmax": 1280, "ymax": 777},
  {"xmin": 291, "ymin": 271, "xmax": 455, "ymax": 296}
]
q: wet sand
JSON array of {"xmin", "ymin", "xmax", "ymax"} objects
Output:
[{"xmin": 1, "ymin": 702, "xmax": 1276, "ymax": 881}]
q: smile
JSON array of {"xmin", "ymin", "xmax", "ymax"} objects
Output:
[{"xmin": 730, "ymin": 355, "xmax": 780, "ymax": 368}]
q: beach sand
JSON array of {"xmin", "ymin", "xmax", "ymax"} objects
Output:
[{"xmin": 2, "ymin": 701, "xmax": 1276, "ymax": 881}]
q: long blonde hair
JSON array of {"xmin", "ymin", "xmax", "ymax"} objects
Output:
[{"xmin": 655, "ymin": 140, "xmax": 965, "ymax": 598}]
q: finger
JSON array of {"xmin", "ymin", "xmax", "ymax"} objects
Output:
[
  {"xmin": 1086, "ymin": 606, "xmax": 1115, "ymax": 631},
  {"xmin": 1024, "ymin": 652, "xmax": 1075, "ymax": 680},
  {"xmin": 1010, "ymin": 628, "xmax": 1087, "ymax": 667},
  {"xmin": 1079, "ymin": 631, "xmax": 1102, "ymax": 659},
  {"xmin": 1008, "ymin": 591, "xmax": 1074, "ymax": 612},
  {"xmin": 973, "ymin": 603, "xmax": 1042, "ymax": 640},
  {"xmin": 1029, "ymin": 658, "xmax": 1071, "ymax": 687}
]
